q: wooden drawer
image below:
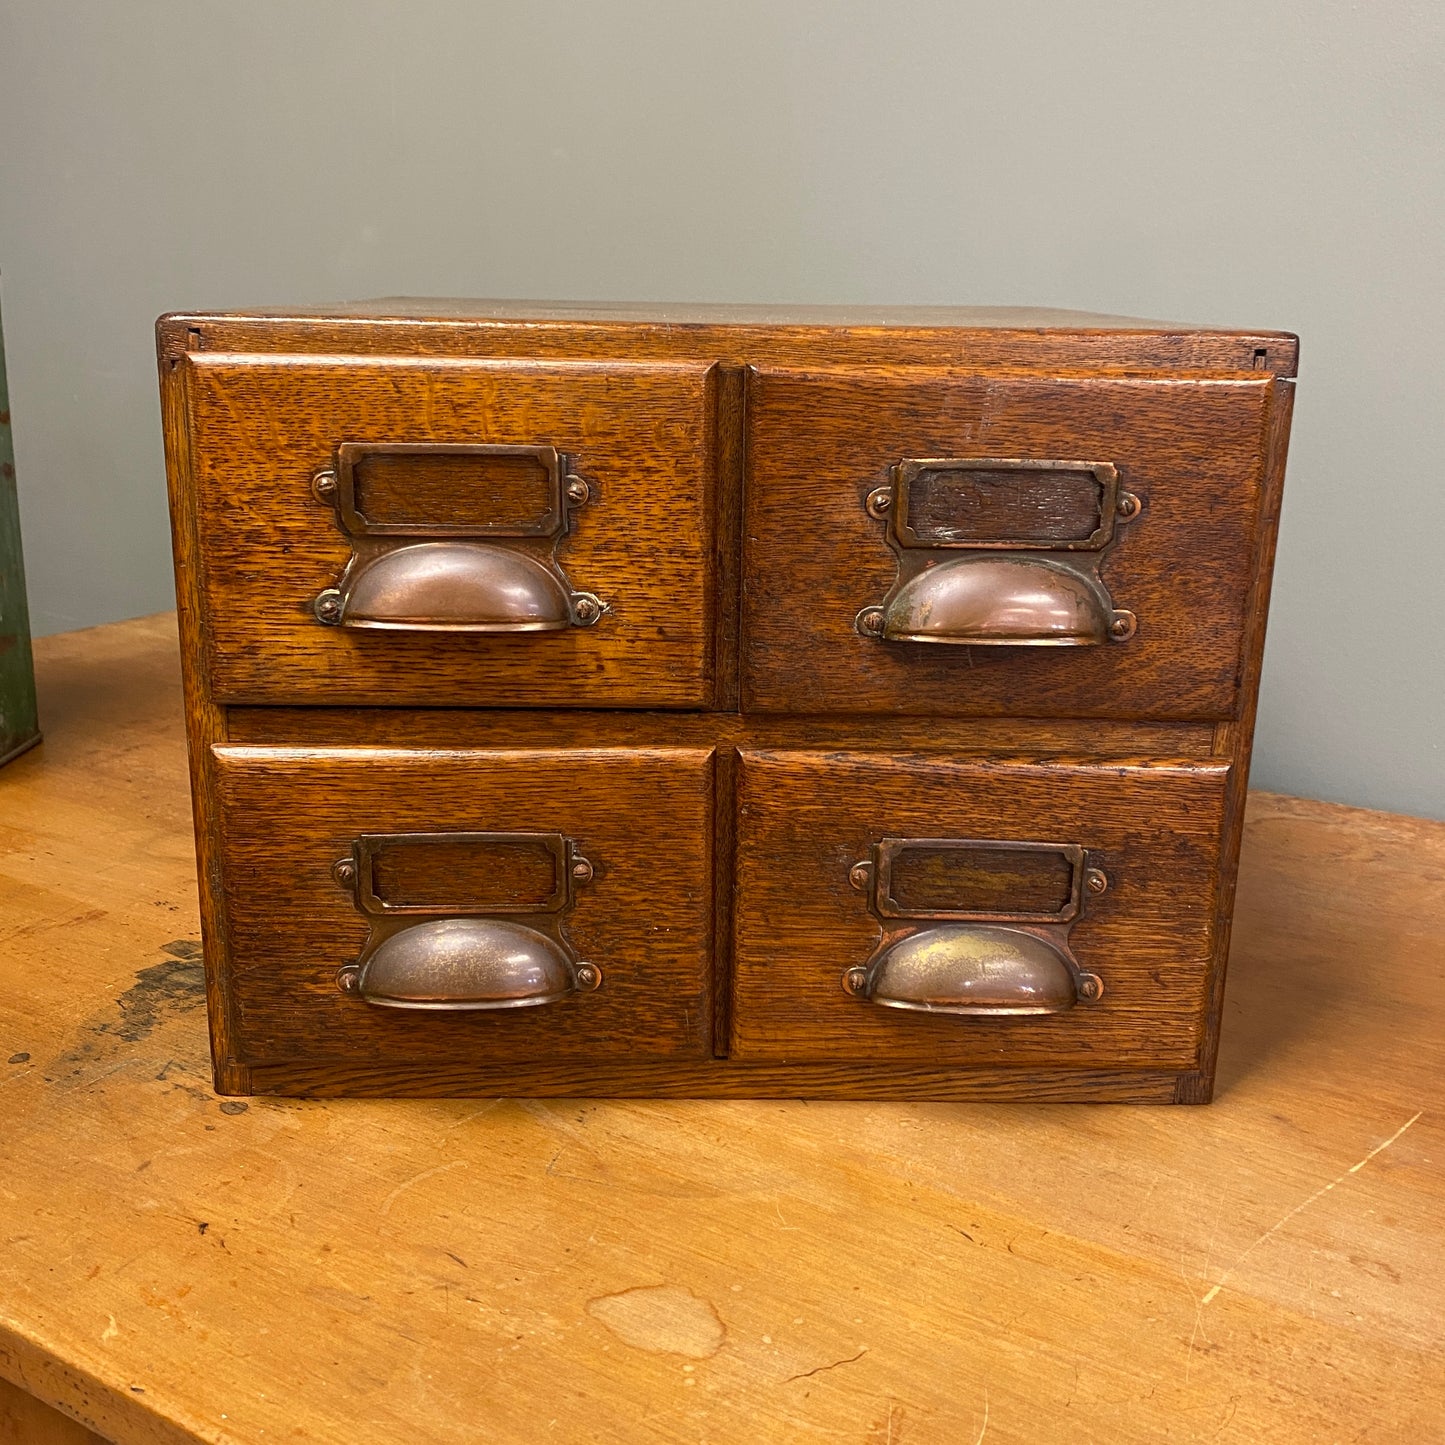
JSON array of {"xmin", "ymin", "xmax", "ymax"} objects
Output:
[
  {"xmin": 210, "ymin": 745, "xmax": 715, "ymax": 1068},
  {"xmin": 731, "ymin": 750, "xmax": 1230, "ymax": 1069},
  {"xmin": 181, "ymin": 353, "xmax": 719, "ymax": 707},
  {"xmin": 742, "ymin": 366, "xmax": 1282, "ymax": 717}
]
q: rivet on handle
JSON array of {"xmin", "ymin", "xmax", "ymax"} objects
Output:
[
  {"xmin": 865, "ymin": 486, "xmax": 894, "ymax": 519},
  {"xmin": 314, "ymin": 589, "xmax": 344, "ymax": 625},
  {"xmin": 570, "ymin": 593, "xmax": 604, "ymax": 627},
  {"xmin": 855, "ymin": 607, "xmax": 886, "ymax": 638}
]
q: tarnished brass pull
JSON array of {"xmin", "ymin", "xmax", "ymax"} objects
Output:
[
  {"xmin": 843, "ymin": 838, "xmax": 1105, "ymax": 1015},
  {"xmin": 311, "ymin": 442, "xmax": 604, "ymax": 632},
  {"xmin": 333, "ymin": 831, "xmax": 600, "ymax": 1010},
  {"xmin": 856, "ymin": 459, "xmax": 1139, "ymax": 646}
]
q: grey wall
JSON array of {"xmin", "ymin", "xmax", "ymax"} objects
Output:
[{"xmin": 1, "ymin": 0, "xmax": 1442, "ymax": 817}]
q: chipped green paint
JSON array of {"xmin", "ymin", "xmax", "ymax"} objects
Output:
[{"xmin": 0, "ymin": 291, "xmax": 40, "ymax": 765}]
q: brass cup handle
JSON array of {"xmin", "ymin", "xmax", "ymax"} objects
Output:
[
  {"xmin": 337, "ymin": 919, "xmax": 601, "ymax": 1011},
  {"xmin": 855, "ymin": 556, "xmax": 1136, "ymax": 647},
  {"xmin": 842, "ymin": 924, "xmax": 1102, "ymax": 1016},
  {"xmin": 311, "ymin": 545, "xmax": 604, "ymax": 634},
  {"xmin": 843, "ymin": 838, "xmax": 1107, "ymax": 1017},
  {"xmin": 332, "ymin": 831, "xmax": 600, "ymax": 1011}
]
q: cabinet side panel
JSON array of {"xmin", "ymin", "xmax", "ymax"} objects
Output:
[
  {"xmin": 157, "ymin": 320, "xmax": 246, "ymax": 1092},
  {"xmin": 1181, "ymin": 378, "xmax": 1296, "ymax": 1103}
]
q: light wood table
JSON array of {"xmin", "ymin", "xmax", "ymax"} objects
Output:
[{"xmin": 1, "ymin": 615, "xmax": 1441, "ymax": 1445}]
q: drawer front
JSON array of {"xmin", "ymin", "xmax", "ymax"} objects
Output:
[
  {"xmin": 742, "ymin": 366, "xmax": 1279, "ymax": 717},
  {"xmin": 212, "ymin": 745, "xmax": 715, "ymax": 1067},
  {"xmin": 184, "ymin": 354, "xmax": 717, "ymax": 707},
  {"xmin": 731, "ymin": 750, "xmax": 1229, "ymax": 1068}
]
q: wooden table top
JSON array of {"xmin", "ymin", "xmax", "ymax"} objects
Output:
[{"xmin": 1, "ymin": 614, "xmax": 1441, "ymax": 1445}]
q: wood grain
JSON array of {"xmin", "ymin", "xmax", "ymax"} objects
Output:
[
  {"xmin": 241, "ymin": 1060, "xmax": 1187, "ymax": 1101},
  {"xmin": 901, "ymin": 460, "xmax": 1106, "ymax": 544},
  {"xmin": 157, "ymin": 305, "xmax": 1296, "ymax": 1102},
  {"xmin": 2, "ymin": 617, "xmax": 1442, "ymax": 1445},
  {"xmin": 211, "ymin": 745, "xmax": 716, "ymax": 1070},
  {"xmin": 182, "ymin": 353, "xmax": 718, "ymax": 708},
  {"xmin": 158, "ymin": 305, "xmax": 1300, "ymax": 377},
  {"xmin": 0, "ymin": 1376, "xmax": 106, "ymax": 1445},
  {"xmin": 731, "ymin": 751, "xmax": 1230, "ymax": 1069},
  {"xmin": 158, "ymin": 342, "xmax": 241, "ymax": 1087},
  {"xmin": 742, "ymin": 367, "xmax": 1278, "ymax": 717},
  {"xmin": 1186, "ymin": 378, "xmax": 1297, "ymax": 1102},
  {"xmin": 222, "ymin": 706, "xmax": 1218, "ymax": 756},
  {"xmin": 710, "ymin": 364, "xmax": 745, "ymax": 712},
  {"xmin": 201, "ymin": 734, "xmax": 1245, "ymax": 1094}
]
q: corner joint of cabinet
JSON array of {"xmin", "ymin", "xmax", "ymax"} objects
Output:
[
  {"xmin": 212, "ymin": 1057, "xmax": 253, "ymax": 1096},
  {"xmin": 1172, "ymin": 1071, "xmax": 1214, "ymax": 1105},
  {"xmin": 157, "ymin": 317, "xmax": 206, "ymax": 370}
]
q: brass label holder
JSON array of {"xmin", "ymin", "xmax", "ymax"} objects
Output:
[
  {"xmin": 855, "ymin": 458, "xmax": 1141, "ymax": 647},
  {"xmin": 311, "ymin": 442, "xmax": 604, "ymax": 633},
  {"xmin": 843, "ymin": 838, "xmax": 1106, "ymax": 1016},
  {"xmin": 333, "ymin": 830, "xmax": 601, "ymax": 1011}
]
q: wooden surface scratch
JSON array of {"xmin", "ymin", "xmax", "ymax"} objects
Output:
[{"xmin": 1197, "ymin": 1110, "xmax": 1424, "ymax": 1308}]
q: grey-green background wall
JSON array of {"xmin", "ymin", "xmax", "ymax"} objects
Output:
[{"xmin": 1, "ymin": 1, "xmax": 1441, "ymax": 817}]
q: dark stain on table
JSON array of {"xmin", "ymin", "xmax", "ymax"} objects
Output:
[
  {"xmin": 45, "ymin": 937, "xmax": 210, "ymax": 1088},
  {"xmin": 110, "ymin": 943, "xmax": 207, "ymax": 1043}
]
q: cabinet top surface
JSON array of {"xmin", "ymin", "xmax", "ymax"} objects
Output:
[{"xmin": 169, "ymin": 297, "xmax": 1296, "ymax": 336}]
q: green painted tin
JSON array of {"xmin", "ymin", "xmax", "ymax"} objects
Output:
[{"xmin": 0, "ymin": 293, "xmax": 40, "ymax": 766}]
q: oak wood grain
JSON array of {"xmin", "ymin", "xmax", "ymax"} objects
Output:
[
  {"xmin": 157, "ymin": 306, "xmax": 1296, "ymax": 1103},
  {"xmin": 222, "ymin": 706, "xmax": 1218, "ymax": 756},
  {"xmin": 1184, "ymin": 378, "xmax": 1297, "ymax": 1102},
  {"xmin": 211, "ymin": 745, "xmax": 716, "ymax": 1070},
  {"xmin": 0, "ymin": 1376, "xmax": 107, "ymax": 1445},
  {"xmin": 2, "ymin": 617, "xmax": 1441, "ymax": 1445},
  {"xmin": 158, "ymin": 305, "xmax": 1299, "ymax": 377},
  {"xmin": 742, "ymin": 366, "xmax": 1278, "ymax": 717},
  {"xmin": 243, "ymin": 1060, "xmax": 1187, "ymax": 1100},
  {"xmin": 158, "ymin": 343, "xmax": 240, "ymax": 1083},
  {"xmin": 732, "ymin": 751, "xmax": 1230, "ymax": 1069},
  {"xmin": 182, "ymin": 353, "xmax": 718, "ymax": 708}
]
